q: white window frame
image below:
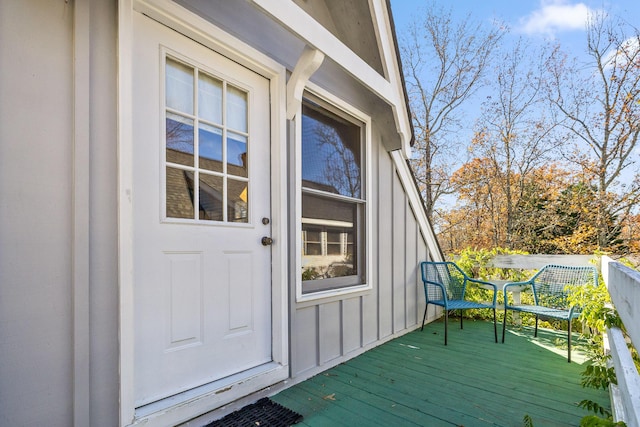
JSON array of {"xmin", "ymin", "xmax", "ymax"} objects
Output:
[{"xmin": 295, "ymin": 83, "xmax": 372, "ymax": 302}]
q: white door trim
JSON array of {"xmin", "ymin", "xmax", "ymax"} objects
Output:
[{"xmin": 118, "ymin": 1, "xmax": 289, "ymax": 425}]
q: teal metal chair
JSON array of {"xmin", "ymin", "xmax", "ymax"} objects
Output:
[
  {"xmin": 420, "ymin": 261, "xmax": 498, "ymax": 345},
  {"xmin": 502, "ymin": 264, "xmax": 598, "ymax": 362}
]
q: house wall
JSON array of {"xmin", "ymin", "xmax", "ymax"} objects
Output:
[
  {"xmin": 289, "ymin": 124, "xmax": 436, "ymax": 380},
  {"xmin": 87, "ymin": 1, "xmax": 120, "ymax": 424},
  {"xmin": 0, "ymin": 2, "xmax": 74, "ymax": 425},
  {"xmin": 0, "ymin": 1, "xmax": 119, "ymax": 426},
  {"xmin": 0, "ymin": 1, "xmax": 438, "ymax": 425}
]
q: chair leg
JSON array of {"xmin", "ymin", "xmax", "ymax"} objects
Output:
[
  {"xmin": 501, "ymin": 307, "xmax": 507, "ymax": 343},
  {"xmin": 460, "ymin": 311, "xmax": 464, "ymax": 330},
  {"xmin": 567, "ymin": 320, "xmax": 572, "ymax": 363},
  {"xmin": 493, "ymin": 308, "xmax": 497, "ymax": 343},
  {"xmin": 444, "ymin": 309, "xmax": 449, "ymax": 346},
  {"xmin": 421, "ymin": 304, "xmax": 428, "ymax": 331},
  {"xmin": 534, "ymin": 315, "xmax": 539, "ymax": 337}
]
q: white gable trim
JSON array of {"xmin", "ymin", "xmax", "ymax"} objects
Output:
[
  {"xmin": 251, "ymin": 0, "xmax": 412, "ymax": 157},
  {"xmin": 370, "ymin": 0, "xmax": 413, "ymax": 154},
  {"xmin": 286, "ymin": 46, "xmax": 325, "ymax": 120},
  {"xmin": 391, "ymin": 150, "xmax": 443, "ymax": 262}
]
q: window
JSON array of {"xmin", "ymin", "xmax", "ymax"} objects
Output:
[
  {"xmin": 164, "ymin": 56, "xmax": 250, "ymax": 223},
  {"xmin": 301, "ymin": 99, "xmax": 366, "ymax": 294}
]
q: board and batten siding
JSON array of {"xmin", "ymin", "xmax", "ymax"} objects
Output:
[
  {"xmin": 0, "ymin": 2, "xmax": 74, "ymax": 426},
  {"xmin": 289, "ymin": 127, "xmax": 435, "ymax": 380},
  {"xmin": 0, "ymin": 1, "xmax": 119, "ymax": 426}
]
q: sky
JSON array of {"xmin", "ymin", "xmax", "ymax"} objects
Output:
[
  {"xmin": 388, "ymin": 0, "xmax": 640, "ymax": 143},
  {"xmin": 388, "ymin": 0, "xmax": 640, "ymax": 208},
  {"xmin": 390, "ymin": 0, "xmax": 640, "ymax": 49}
]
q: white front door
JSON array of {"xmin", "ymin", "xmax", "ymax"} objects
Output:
[{"xmin": 132, "ymin": 15, "xmax": 272, "ymax": 407}]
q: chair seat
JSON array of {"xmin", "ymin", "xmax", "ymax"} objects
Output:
[
  {"xmin": 506, "ymin": 304, "xmax": 579, "ymax": 320},
  {"xmin": 502, "ymin": 264, "xmax": 597, "ymax": 363},
  {"xmin": 432, "ymin": 300, "xmax": 494, "ymax": 310}
]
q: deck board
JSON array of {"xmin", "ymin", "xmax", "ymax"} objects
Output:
[{"xmin": 272, "ymin": 320, "xmax": 610, "ymax": 427}]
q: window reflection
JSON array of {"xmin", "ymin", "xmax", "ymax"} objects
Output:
[
  {"xmin": 198, "ymin": 73, "xmax": 222, "ymax": 124},
  {"xmin": 198, "ymin": 173, "xmax": 223, "ymax": 221},
  {"xmin": 164, "ymin": 56, "xmax": 251, "ymax": 223},
  {"xmin": 302, "ymin": 104, "xmax": 361, "ymax": 199},
  {"xmin": 226, "ymin": 85, "xmax": 247, "ymax": 132},
  {"xmin": 227, "ymin": 178, "xmax": 248, "ymax": 223},
  {"xmin": 301, "ymin": 100, "xmax": 365, "ymax": 293},
  {"xmin": 227, "ymin": 132, "xmax": 248, "ymax": 178},
  {"xmin": 166, "ymin": 114, "xmax": 194, "ymax": 167},
  {"xmin": 166, "ymin": 58, "xmax": 193, "ymax": 114},
  {"xmin": 166, "ymin": 167, "xmax": 195, "ymax": 219},
  {"xmin": 198, "ymin": 123, "xmax": 223, "ymax": 173},
  {"xmin": 301, "ymin": 192, "xmax": 358, "ymax": 283}
]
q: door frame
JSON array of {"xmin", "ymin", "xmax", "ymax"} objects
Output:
[{"xmin": 118, "ymin": 1, "xmax": 289, "ymax": 425}]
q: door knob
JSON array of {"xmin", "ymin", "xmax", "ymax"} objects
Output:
[{"xmin": 261, "ymin": 236, "xmax": 274, "ymax": 246}]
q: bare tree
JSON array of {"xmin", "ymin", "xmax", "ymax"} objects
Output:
[
  {"xmin": 471, "ymin": 39, "xmax": 563, "ymax": 248},
  {"xmin": 399, "ymin": 4, "xmax": 506, "ymax": 222},
  {"xmin": 547, "ymin": 11, "xmax": 640, "ymax": 250}
]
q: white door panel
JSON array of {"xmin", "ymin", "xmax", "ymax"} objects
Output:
[{"xmin": 132, "ymin": 14, "xmax": 272, "ymax": 406}]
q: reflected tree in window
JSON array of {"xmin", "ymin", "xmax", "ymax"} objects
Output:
[
  {"xmin": 302, "ymin": 104, "xmax": 361, "ymax": 198},
  {"xmin": 301, "ymin": 101, "xmax": 365, "ymax": 293}
]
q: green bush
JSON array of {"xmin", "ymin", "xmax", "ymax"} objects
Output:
[
  {"xmin": 451, "ymin": 247, "xmax": 536, "ymax": 322},
  {"xmin": 454, "ymin": 247, "xmax": 533, "ymax": 282}
]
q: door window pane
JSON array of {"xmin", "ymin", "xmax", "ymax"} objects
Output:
[
  {"xmin": 166, "ymin": 113, "xmax": 194, "ymax": 167},
  {"xmin": 199, "ymin": 173, "xmax": 223, "ymax": 221},
  {"xmin": 227, "ymin": 132, "xmax": 248, "ymax": 177},
  {"xmin": 198, "ymin": 73, "xmax": 222, "ymax": 124},
  {"xmin": 166, "ymin": 167, "xmax": 195, "ymax": 219},
  {"xmin": 166, "ymin": 58, "xmax": 194, "ymax": 114},
  {"xmin": 164, "ymin": 55, "xmax": 252, "ymax": 223},
  {"xmin": 227, "ymin": 178, "xmax": 248, "ymax": 223},
  {"xmin": 227, "ymin": 85, "xmax": 247, "ymax": 132},
  {"xmin": 198, "ymin": 123, "xmax": 223, "ymax": 172}
]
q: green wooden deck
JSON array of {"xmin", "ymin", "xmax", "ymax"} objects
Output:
[{"xmin": 272, "ymin": 320, "xmax": 610, "ymax": 427}]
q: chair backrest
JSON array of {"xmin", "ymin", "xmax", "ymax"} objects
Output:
[
  {"xmin": 530, "ymin": 264, "xmax": 598, "ymax": 308},
  {"xmin": 421, "ymin": 262, "xmax": 467, "ymax": 301}
]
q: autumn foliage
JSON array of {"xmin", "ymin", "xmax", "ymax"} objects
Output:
[{"xmin": 438, "ymin": 161, "xmax": 628, "ymax": 255}]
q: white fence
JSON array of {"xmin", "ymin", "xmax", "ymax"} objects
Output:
[{"xmin": 602, "ymin": 256, "xmax": 640, "ymax": 427}]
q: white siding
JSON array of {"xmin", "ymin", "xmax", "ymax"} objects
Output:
[
  {"xmin": 377, "ymin": 139, "xmax": 394, "ymax": 339},
  {"xmin": 88, "ymin": 0, "xmax": 119, "ymax": 424},
  {"xmin": 393, "ymin": 174, "xmax": 407, "ymax": 332},
  {"xmin": 0, "ymin": 1, "xmax": 439, "ymax": 423},
  {"xmin": 0, "ymin": 1, "xmax": 74, "ymax": 425},
  {"xmin": 0, "ymin": 1, "xmax": 119, "ymax": 425}
]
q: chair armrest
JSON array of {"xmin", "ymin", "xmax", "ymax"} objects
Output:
[
  {"xmin": 422, "ymin": 279, "xmax": 449, "ymax": 303},
  {"xmin": 468, "ymin": 277, "xmax": 497, "ymax": 291},
  {"xmin": 503, "ymin": 280, "xmax": 531, "ymax": 291},
  {"xmin": 467, "ymin": 278, "xmax": 498, "ymax": 305},
  {"xmin": 503, "ymin": 281, "xmax": 532, "ymax": 306}
]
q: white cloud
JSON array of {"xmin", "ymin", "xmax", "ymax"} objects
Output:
[
  {"xmin": 518, "ymin": 0, "xmax": 595, "ymax": 36},
  {"xmin": 603, "ymin": 37, "xmax": 640, "ymax": 69}
]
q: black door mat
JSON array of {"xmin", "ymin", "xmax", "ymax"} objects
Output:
[{"xmin": 205, "ymin": 398, "xmax": 303, "ymax": 427}]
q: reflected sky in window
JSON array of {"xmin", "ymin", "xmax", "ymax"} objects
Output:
[{"xmin": 302, "ymin": 105, "xmax": 361, "ymax": 199}]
